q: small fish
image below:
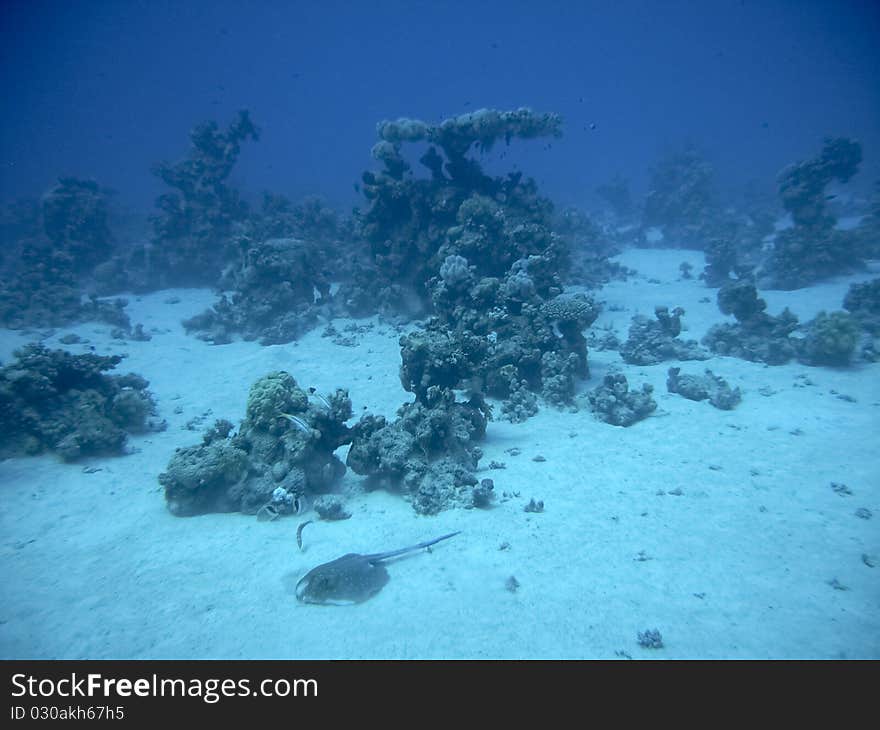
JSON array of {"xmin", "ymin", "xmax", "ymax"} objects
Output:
[
  {"xmin": 307, "ymin": 388, "xmax": 332, "ymax": 410},
  {"xmin": 278, "ymin": 413, "xmax": 311, "ymax": 432}
]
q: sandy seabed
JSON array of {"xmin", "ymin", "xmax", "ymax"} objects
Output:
[{"xmin": 1, "ymin": 248, "xmax": 878, "ymax": 659}]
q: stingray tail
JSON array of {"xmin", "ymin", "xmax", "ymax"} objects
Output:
[{"xmin": 369, "ymin": 531, "xmax": 461, "ymax": 562}]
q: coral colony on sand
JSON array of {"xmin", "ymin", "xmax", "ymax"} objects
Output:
[
  {"xmin": 1, "ymin": 105, "xmax": 877, "ymax": 521},
  {"xmin": 762, "ymin": 138, "xmax": 864, "ymax": 290},
  {"xmin": 0, "ymin": 344, "xmax": 163, "ymax": 460}
]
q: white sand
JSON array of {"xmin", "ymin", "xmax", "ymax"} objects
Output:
[{"xmin": 1, "ymin": 249, "xmax": 878, "ymax": 659}]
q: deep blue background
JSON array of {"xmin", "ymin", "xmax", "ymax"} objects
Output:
[{"xmin": 2, "ymin": 0, "xmax": 879, "ymax": 214}]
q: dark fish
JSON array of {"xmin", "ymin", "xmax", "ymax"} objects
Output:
[{"xmin": 295, "ymin": 532, "xmax": 460, "ymax": 605}]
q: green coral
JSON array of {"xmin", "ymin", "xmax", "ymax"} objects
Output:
[{"xmin": 244, "ymin": 371, "xmax": 309, "ymax": 432}]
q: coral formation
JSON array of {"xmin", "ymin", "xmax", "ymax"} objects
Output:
[
  {"xmin": 585, "ymin": 373, "xmax": 657, "ymax": 426},
  {"xmin": 0, "ymin": 179, "xmax": 129, "ymax": 328},
  {"xmin": 666, "ymin": 367, "xmax": 742, "ymax": 409},
  {"xmin": 346, "ymin": 386, "xmax": 489, "ymax": 514},
  {"xmin": 0, "ymin": 344, "xmax": 161, "ymax": 460},
  {"xmin": 181, "ymin": 192, "xmax": 360, "ymax": 344},
  {"xmin": 145, "ymin": 111, "xmax": 260, "ymax": 287},
  {"xmin": 762, "ymin": 137, "xmax": 863, "ymax": 289},
  {"xmin": 620, "ymin": 306, "xmax": 709, "ymax": 365},
  {"xmin": 642, "ymin": 147, "xmax": 716, "ymax": 247},
  {"xmin": 351, "ymin": 107, "xmax": 569, "ymax": 314},
  {"xmin": 797, "ymin": 311, "xmax": 859, "ymax": 366},
  {"xmin": 399, "ymin": 287, "xmax": 599, "ymax": 412},
  {"xmin": 702, "ymin": 279, "xmax": 799, "ymax": 364},
  {"xmin": 182, "ymin": 236, "xmax": 331, "ymax": 344},
  {"xmin": 160, "ymin": 372, "xmax": 353, "ymax": 516},
  {"xmin": 843, "ymin": 278, "xmax": 880, "ymax": 334}
]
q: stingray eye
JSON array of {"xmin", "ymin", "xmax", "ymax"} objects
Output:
[{"xmin": 315, "ymin": 575, "xmax": 336, "ymax": 591}]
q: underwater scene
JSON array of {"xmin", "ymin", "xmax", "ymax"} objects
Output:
[{"xmin": 0, "ymin": 1, "xmax": 878, "ymax": 659}]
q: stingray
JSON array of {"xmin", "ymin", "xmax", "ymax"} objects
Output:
[{"xmin": 295, "ymin": 531, "xmax": 460, "ymax": 605}]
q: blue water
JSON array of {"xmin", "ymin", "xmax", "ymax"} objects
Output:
[{"xmin": 0, "ymin": 0, "xmax": 878, "ymax": 659}]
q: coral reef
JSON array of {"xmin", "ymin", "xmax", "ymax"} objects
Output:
[
  {"xmin": 498, "ymin": 366, "xmax": 539, "ymax": 423},
  {"xmin": 620, "ymin": 306, "xmax": 709, "ymax": 365},
  {"xmin": 352, "ymin": 108, "xmax": 569, "ymax": 314},
  {"xmin": 585, "ymin": 373, "xmax": 656, "ymax": 426},
  {"xmin": 160, "ymin": 371, "xmax": 353, "ymax": 516},
  {"xmin": 346, "ymin": 385, "xmax": 489, "ymax": 514},
  {"xmin": 642, "ymin": 147, "xmax": 716, "ymax": 248},
  {"xmin": 762, "ymin": 137, "xmax": 863, "ymax": 289},
  {"xmin": 146, "ymin": 111, "xmax": 260, "ymax": 287},
  {"xmin": 699, "ymin": 207, "xmax": 774, "ymax": 288},
  {"xmin": 399, "ymin": 286, "xmax": 599, "ymax": 412},
  {"xmin": 797, "ymin": 311, "xmax": 859, "ymax": 366},
  {"xmin": 854, "ymin": 182, "xmax": 880, "ymax": 260},
  {"xmin": 179, "ymin": 191, "xmax": 363, "ymax": 344},
  {"xmin": 701, "ymin": 236, "xmax": 740, "ymax": 288},
  {"xmin": 41, "ymin": 178, "xmax": 114, "ymax": 274},
  {"xmin": 0, "ymin": 344, "xmax": 161, "ymax": 460},
  {"xmin": 702, "ymin": 279, "xmax": 799, "ymax": 365},
  {"xmin": 182, "ymin": 236, "xmax": 331, "ymax": 344},
  {"xmin": 666, "ymin": 367, "xmax": 741, "ymax": 410},
  {"xmin": 843, "ymin": 278, "xmax": 880, "ymax": 334},
  {"xmin": 0, "ymin": 179, "xmax": 129, "ymax": 328}
]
